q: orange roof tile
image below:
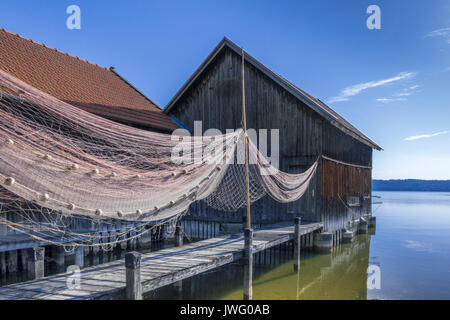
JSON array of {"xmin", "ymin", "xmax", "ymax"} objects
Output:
[{"xmin": 0, "ymin": 28, "xmax": 178, "ymax": 132}]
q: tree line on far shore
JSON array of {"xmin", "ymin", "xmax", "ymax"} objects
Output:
[{"xmin": 372, "ymin": 179, "xmax": 450, "ymax": 192}]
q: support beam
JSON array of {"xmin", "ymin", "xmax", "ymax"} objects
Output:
[
  {"xmin": 243, "ymin": 228, "xmax": 253, "ymax": 300},
  {"xmin": 308, "ymin": 232, "xmax": 314, "ymax": 249},
  {"xmin": 20, "ymin": 249, "xmax": 27, "ymax": 275},
  {"xmin": 125, "ymin": 251, "xmax": 142, "ymax": 300},
  {"xmin": 28, "ymin": 247, "xmax": 45, "ymax": 280},
  {"xmin": 6, "ymin": 250, "xmax": 18, "ymax": 274},
  {"xmin": 294, "ymin": 217, "xmax": 301, "ymax": 272},
  {"xmin": 75, "ymin": 246, "xmax": 84, "ymax": 268},
  {"xmin": 92, "ymin": 232, "xmax": 100, "ymax": 255},
  {"xmin": 84, "ymin": 246, "xmax": 90, "ymax": 257},
  {"xmin": 174, "ymin": 280, "xmax": 183, "ymax": 298},
  {"xmin": 137, "ymin": 227, "xmax": 152, "ymax": 249},
  {"xmin": 175, "ymin": 224, "xmax": 183, "ymax": 247},
  {"xmin": 54, "ymin": 246, "xmax": 65, "ymax": 273},
  {"xmin": 120, "ymin": 226, "xmax": 128, "ymax": 250},
  {"xmin": 0, "ymin": 251, "xmax": 6, "ymax": 278}
]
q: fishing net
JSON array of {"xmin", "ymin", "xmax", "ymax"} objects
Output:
[{"xmin": 0, "ymin": 69, "xmax": 317, "ymax": 247}]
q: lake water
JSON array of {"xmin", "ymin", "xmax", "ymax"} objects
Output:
[{"xmin": 149, "ymin": 191, "xmax": 450, "ymax": 300}]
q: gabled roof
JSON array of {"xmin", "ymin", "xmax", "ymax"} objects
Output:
[
  {"xmin": 0, "ymin": 28, "xmax": 178, "ymax": 132},
  {"xmin": 164, "ymin": 37, "xmax": 382, "ymax": 150}
]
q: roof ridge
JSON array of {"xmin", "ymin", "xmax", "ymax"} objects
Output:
[
  {"xmin": 164, "ymin": 37, "xmax": 382, "ymax": 150},
  {"xmin": 0, "ymin": 28, "xmax": 108, "ymax": 70},
  {"xmin": 109, "ymin": 67, "xmax": 162, "ymax": 110}
]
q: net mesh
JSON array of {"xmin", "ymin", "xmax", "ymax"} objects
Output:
[{"xmin": 0, "ymin": 70, "xmax": 317, "ymax": 247}]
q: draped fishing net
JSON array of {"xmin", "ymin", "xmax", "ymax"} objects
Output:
[{"xmin": 0, "ymin": 70, "xmax": 317, "ymax": 247}]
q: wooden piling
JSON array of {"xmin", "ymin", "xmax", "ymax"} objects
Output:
[
  {"xmin": 54, "ymin": 246, "xmax": 65, "ymax": 273},
  {"xmin": 75, "ymin": 246, "xmax": 84, "ymax": 268},
  {"xmin": 368, "ymin": 216, "xmax": 376, "ymax": 228},
  {"xmin": 175, "ymin": 224, "xmax": 183, "ymax": 247},
  {"xmin": 294, "ymin": 217, "xmax": 301, "ymax": 272},
  {"xmin": 28, "ymin": 247, "xmax": 45, "ymax": 280},
  {"xmin": 243, "ymin": 228, "xmax": 253, "ymax": 300},
  {"xmin": 125, "ymin": 251, "xmax": 142, "ymax": 300},
  {"xmin": 20, "ymin": 249, "xmax": 27, "ymax": 275},
  {"xmin": 6, "ymin": 250, "xmax": 18, "ymax": 274},
  {"xmin": 174, "ymin": 280, "xmax": 183, "ymax": 298},
  {"xmin": 0, "ymin": 251, "xmax": 6, "ymax": 278},
  {"xmin": 358, "ymin": 217, "xmax": 368, "ymax": 234},
  {"xmin": 120, "ymin": 226, "xmax": 128, "ymax": 250}
]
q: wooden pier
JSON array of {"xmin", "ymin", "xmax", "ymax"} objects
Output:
[{"xmin": 0, "ymin": 221, "xmax": 322, "ymax": 300}]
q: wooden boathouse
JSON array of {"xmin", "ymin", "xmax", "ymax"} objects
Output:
[
  {"xmin": 1, "ymin": 30, "xmax": 379, "ymax": 298},
  {"xmin": 164, "ymin": 37, "xmax": 382, "ymax": 234}
]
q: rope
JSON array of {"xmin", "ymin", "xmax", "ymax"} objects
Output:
[{"xmin": 322, "ymin": 155, "xmax": 372, "ymax": 169}]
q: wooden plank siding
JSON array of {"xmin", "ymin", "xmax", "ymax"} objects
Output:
[{"xmin": 169, "ymin": 47, "xmax": 373, "ymax": 233}]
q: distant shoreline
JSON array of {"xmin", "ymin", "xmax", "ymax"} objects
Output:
[{"xmin": 372, "ymin": 179, "xmax": 450, "ymax": 192}]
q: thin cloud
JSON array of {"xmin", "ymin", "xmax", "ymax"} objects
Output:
[
  {"xmin": 376, "ymin": 97, "xmax": 407, "ymax": 103},
  {"xmin": 394, "ymin": 84, "xmax": 420, "ymax": 97},
  {"xmin": 404, "ymin": 131, "xmax": 449, "ymax": 141},
  {"xmin": 426, "ymin": 27, "xmax": 450, "ymax": 44},
  {"xmin": 327, "ymin": 72, "xmax": 416, "ymax": 103}
]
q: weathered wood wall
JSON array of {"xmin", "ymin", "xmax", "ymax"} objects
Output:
[{"xmin": 169, "ymin": 47, "xmax": 372, "ymax": 232}]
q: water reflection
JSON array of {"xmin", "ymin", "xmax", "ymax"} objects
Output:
[{"xmin": 149, "ymin": 191, "xmax": 450, "ymax": 300}]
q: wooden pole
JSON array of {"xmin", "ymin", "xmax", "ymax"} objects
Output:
[
  {"xmin": 243, "ymin": 228, "xmax": 253, "ymax": 300},
  {"xmin": 241, "ymin": 48, "xmax": 251, "ymax": 229},
  {"xmin": 54, "ymin": 246, "xmax": 65, "ymax": 273},
  {"xmin": 125, "ymin": 251, "xmax": 142, "ymax": 300},
  {"xmin": 28, "ymin": 247, "xmax": 45, "ymax": 280},
  {"xmin": 294, "ymin": 217, "xmax": 301, "ymax": 272},
  {"xmin": 75, "ymin": 246, "xmax": 84, "ymax": 268},
  {"xmin": 175, "ymin": 224, "xmax": 183, "ymax": 247}
]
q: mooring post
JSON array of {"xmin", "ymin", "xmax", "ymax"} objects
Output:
[
  {"xmin": 0, "ymin": 252, "xmax": 6, "ymax": 278},
  {"xmin": 6, "ymin": 250, "xmax": 18, "ymax": 274},
  {"xmin": 120, "ymin": 226, "xmax": 128, "ymax": 250},
  {"xmin": 294, "ymin": 217, "xmax": 301, "ymax": 272},
  {"xmin": 358, "ymin": 217, "xmax": 368, "ymax": 234},
  {"xmin": 243, "ymin": 228, "xmax": 253, "ymax": 300},
  {"xmin": 75, "ymin": 246, "xmax": 84, "ymax": 268},
  {"xmin": 125, "ymin": 251, "xmax": 142, "ymax": 300},
  {"xmin": 175, "ymin": 224, "xmax": 183, "ymax": 247},
  {"xmin": 368, "ymin": 216, "xmax": 376, "ymax": 228},
  {"xmin": 28, "ymin": 247, "xmax": 45, "ymax": 280},
  {"xmin": 54, "ymin": 246, "xmax": 65, "ymax": 273},
  {"xmin": 174, "ymin": 280, "xmax": 183, "ymax": 298}
]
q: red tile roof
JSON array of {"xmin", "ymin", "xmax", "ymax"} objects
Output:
[{"xmin": 0, "ymin": 28, "xmax": 178, "ymax": 132}]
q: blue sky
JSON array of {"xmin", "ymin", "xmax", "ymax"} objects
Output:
[{"xmin": 1, "ymin": 0, "xmax": 449, "ymax": 179}]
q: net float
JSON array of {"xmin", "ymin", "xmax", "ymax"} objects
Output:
[{"xmin": 4, "ymin": 177, "xmax": 15, "ymax": 186}]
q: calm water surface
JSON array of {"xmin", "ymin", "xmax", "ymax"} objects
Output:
[{"xmin": 149, "ymin": 191, "xmax": 450, "ymax": 300}]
